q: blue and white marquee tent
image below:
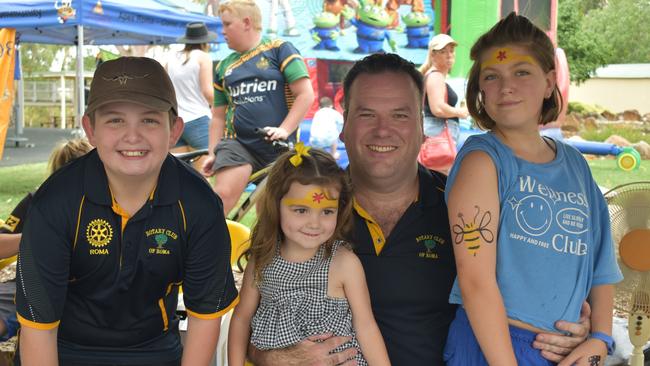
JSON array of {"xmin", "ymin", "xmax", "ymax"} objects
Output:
[{"xmin": 0, "ymin": 0, "xmax": 221, "ymax": 124}]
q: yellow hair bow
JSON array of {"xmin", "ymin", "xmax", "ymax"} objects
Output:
[{"xmin": 289, "ymin": 142, "xmax": 311, "ymax": 167}]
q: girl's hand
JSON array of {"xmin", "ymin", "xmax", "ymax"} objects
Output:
[{"xmin": 557, "ymin": 338, "xmax": 607, "ymax": 366}]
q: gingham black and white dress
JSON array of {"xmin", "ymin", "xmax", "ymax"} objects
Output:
[{"xmin": 250, "ymin": 240, "xmax": 367, "ymax": 365}]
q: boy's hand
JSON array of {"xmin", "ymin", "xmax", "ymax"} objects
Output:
[
  {"xmin": 557, "ymin": 338, "xmax": 607, "ymax": 366},
  {"xmin": 263, "ymin": 127, "xmax": 289, "ymax": 141},
  {"xmin": 201, "ymin": 155, "xmax": 216, "ymax": 177},
  {"xmin": 534, "ymin": 302, "xmax": 591, "ymax": 362}
]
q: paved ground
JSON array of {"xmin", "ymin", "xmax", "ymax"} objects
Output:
[{"xmin": 1, "ymin": 127, "xmax": 80, "ymax": 167}]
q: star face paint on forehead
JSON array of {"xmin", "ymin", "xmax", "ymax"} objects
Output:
[
  {"xmin": 481, "ymin": 47, "xmax": 538, "ymax": 70},
  {"xmin": 282, "ymin": 187, "xmax": 339, "ymax": 209}
]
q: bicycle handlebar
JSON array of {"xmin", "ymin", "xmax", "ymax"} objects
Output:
[{"xmin": 253, "ymin": 127, "xmax": 293, "ymax": 150}]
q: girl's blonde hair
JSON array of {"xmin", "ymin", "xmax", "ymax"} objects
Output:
[
  {"xmin": 218, "ymin": 0, "xmax": 263, "ymax": 32},
  {"xmin": 466, "ymin": 12, "xmax": 563, "ymax": 130},
  {"xmin": 246, "ymin": 147, "xmax": 353, "ymax": 284},
  {"xmin": 47, "ymin": 138, "xmax": 93, "ymax": 175}
]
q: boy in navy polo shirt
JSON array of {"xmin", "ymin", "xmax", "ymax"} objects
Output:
[{"xmin": 16, "ymin": 57, "xmax": 239, "ymax": 366}]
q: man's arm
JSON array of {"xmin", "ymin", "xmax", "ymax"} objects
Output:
[
  {"xmin": 534, "ymin": 301, "xmax": 592, "ymax": 361},
  {"xmin": 202, "ymin": 105, "xmax": 226, "ymax": 177},
  {"xmin": 20, "ymin": 326, "xmax": 58, "ymax": 366},
  {"xmin": 248, "ymin": 334, "xmax": 357, "ymax": 366},
  {"xmin": 557, "ymin": 285, "xmax": 613, "ymax": 366},
  {"xmin": 265, "ymin": 77, "xmax": 314, "ymax": 141},
  {"xmin": 182, "ymin": 316, "xmax": 221, "ymax": 366}
]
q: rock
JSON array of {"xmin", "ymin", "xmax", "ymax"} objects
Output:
[
  {"xmin": 562, "ymin": 113, "xmax": 581, "ymax": 132},
  {"xmin": 583, "ymin": 116, "xmax": 598, "ymax": 130},
  {"xmin": 601, "ymin": 110, "xmax": 617, "ymax": 121},
  {"xmin": 622, "ymin": 109, "xmax": 642, "ymax": 121},
  {"xmin": 605, "ymin": 135, "xmax": 632, "ymax": 147},
  {"xmin": 632, "ymin": 141, "xmax": 650, "ymax": 160}
]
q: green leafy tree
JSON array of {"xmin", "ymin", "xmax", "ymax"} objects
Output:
[
  {"xmin": 558, "ymin": 0, "xmax": 611, "ymax": 84},
  {"xmin": 583, "ymin": 0, "xmax": 650, "ymax": 64},
  {"xmin": 18, "ymin": 44, "xmax": 61, "ymax": 76}
]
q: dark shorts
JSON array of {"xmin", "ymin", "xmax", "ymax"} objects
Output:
[
  {"xmin": 212, "ymin": 139, "xmax": 268, "ymax": 173},
  {"xmin": 444, "ymin": 307, "xmax": 556, "ymax": 366}
]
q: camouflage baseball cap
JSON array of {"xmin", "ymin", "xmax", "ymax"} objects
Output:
[{"xmin": 86, "ymin": 57, "xmax": 178, "ymax": 116}]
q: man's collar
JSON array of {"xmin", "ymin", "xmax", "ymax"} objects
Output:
[{"xmin": 414, "ymin": 164, "xmax": 445, "ymax": 208}]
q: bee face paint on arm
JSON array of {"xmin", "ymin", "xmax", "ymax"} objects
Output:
[
  {"xmin": 481, "ymin": 47, "xmax": 538, "ymax": 71},
  {"xmin": 452, "ymin": 205, "xmax": 495, "ymax": 256}
]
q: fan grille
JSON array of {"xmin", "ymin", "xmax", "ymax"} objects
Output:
[{"xmin": 605, "ymin": 182, "xmax": 650, "ymax": 316}]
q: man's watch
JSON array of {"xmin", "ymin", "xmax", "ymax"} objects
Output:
[{"xmin": 590, "ymin": 331, "xmax": 615, "ymax": 355}]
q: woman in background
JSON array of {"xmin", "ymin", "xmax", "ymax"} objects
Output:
[
  {"xmin": 419, "ymin": 34, "xmax": 469, "ymax": 152},
  {"xmin": 166, "ymin": 22, "xmax": 216, "ymax": 168}
]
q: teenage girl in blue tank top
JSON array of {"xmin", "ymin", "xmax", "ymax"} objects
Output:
[
  {"xmin": 227, "ymin": 145, "xmax": 390, "ymax": 366},
  {"xmin": 443, "ymin": 13, "xmax": 622, "ymax": 366}
]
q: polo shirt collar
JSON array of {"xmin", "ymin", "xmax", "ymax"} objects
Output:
[
  {"xmin": 84, "ymin": 151, "xmax": 180, "ymax": 207},
  {"xmin": 415, "ymin": 164, "xmax": 445, "ymax": 209}
]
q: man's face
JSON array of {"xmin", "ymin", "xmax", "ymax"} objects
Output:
[
  {"xmin": 82, "ymin": 102, "xmax": 183, "ymax": 184},
  {"xmin": 220, "ymin": 10, "xmax": 248, "ymax": 52},
  {"xmin": 341, "ymin": 72, "xmax": 423, "ymax": 185}
]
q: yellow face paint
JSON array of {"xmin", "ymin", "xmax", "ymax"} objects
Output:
[
  {"xmin": 281, "ymin": 187, "xmax": 339, "ymax": 209},
  {"xmin": 480, "ymin": 47, "xmax": 538, "ymax": 70}
]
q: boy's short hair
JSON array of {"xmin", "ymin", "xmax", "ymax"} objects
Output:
[
  {"xmin": 218, "ymin": 0, "xmax": 262, "ymax": 32},
  {"xmin": 319, "ymin": 97, "xmax": 333, "ymax": 108},
  {"xmin": 86, "ymin": 57, "xmax": 178, "ymax": 118}
]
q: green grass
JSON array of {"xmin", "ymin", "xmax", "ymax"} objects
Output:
[
  {"xmin": 2, "ymin": 159, "xmax": 650, "ymax": 225},
  {"xmin": 0, "ymin": 163, "xmax": 47, "ymax": 220},
  {"xmin": 581, "ymin": 125, "xmax": 649, "ymax": 144},
  {"xmin": 587, "ymin": 158, "xmax": 650, "ymax": 191}
]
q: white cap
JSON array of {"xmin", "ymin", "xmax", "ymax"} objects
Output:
[{"xmin": 429, "ymin": 34, "xmax": 457, "ymax": 51}]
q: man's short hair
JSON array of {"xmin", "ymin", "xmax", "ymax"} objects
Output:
[
  {"xmin": 218, "ymin": 0, "xmax": 263, "ymax": 32},
  {"xmin": 343, "ymin": 53, "xmax": 424, "ymax": 113}
]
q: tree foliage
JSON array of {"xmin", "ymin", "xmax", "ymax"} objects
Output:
[
  {"xmin": 557, "ymin": 0, "xmax": 610, "ymax": 84},
  {"xmin": 558, "ymin": 0, "xmax": 650, "ymax": 84},
  {"xmin": 583, "ymin": 0, "xmax": 650, "ymax": 64}
]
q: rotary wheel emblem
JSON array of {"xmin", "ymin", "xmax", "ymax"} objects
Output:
[{"xmin": 86, "ymin": 219, "xmax": 113, "ymax": 247}]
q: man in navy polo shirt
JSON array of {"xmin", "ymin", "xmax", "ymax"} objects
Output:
[
  {"xmin": 250, "ymin": 54, "xmax": 593, "ymax": 365},
  {"xmin": 16, "ymin": 57, "xmax": 238, "ymax": 366}
]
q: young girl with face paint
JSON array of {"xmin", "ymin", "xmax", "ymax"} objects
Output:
[
  {"xmin": 228, "ymin": 144, "xmax": 390, "ymax": 366},
  {"xmin": 443, "ymin": 13, "xmax": 622, "ymax": 366}
]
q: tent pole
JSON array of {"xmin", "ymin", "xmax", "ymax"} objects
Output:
[
  {"xmin": 16, "ymin": 49, "xmax": 24, "ymax": 135},
  {"xmin": 76, "ymin": 24, "xmax": 85, "ymax": 128}
]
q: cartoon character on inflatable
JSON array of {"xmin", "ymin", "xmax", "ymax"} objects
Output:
[
  {"xmin": 311, "ymin": 12, "xmax": 341, "ymax": 51},
  {"xmin": 351, "ymin": 1, "xmax": 397, "ymax": 53},
  {"xmin": 402, "ymin": 11, "xmax": 430, "ymax": 48}
]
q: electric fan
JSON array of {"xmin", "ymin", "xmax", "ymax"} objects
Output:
[{"xmin": 605, "ymin": 182, "xmax": 650, "ymax": 366}]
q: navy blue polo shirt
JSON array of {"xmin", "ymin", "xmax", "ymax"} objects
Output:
[
  {"xmin": 352, "ymin": 165, "xmax": 457, "ymax": 365},
  {"xmin": 16, "ymin": 150, "xmax": 239, "ymax": 364}
]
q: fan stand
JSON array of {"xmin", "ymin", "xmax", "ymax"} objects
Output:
[
  {"xmin": 620, "ymin": 229, "xmax": 650, "ymax": 366},
  {"xmin": 629, "ymin": 311, "xmax": 650, "ymax": 366}
]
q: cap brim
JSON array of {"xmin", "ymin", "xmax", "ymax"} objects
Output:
[
  {"xmin": 86, "ymin": 91, "xmax": 176, "ymax": 116},
  {"xmin": 432, "ymin": 40, "xmax": 457, "ymax": 50},
  {"xmin": 176, "ymin": 31, "xmax": 218, "ymax": 44}
]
